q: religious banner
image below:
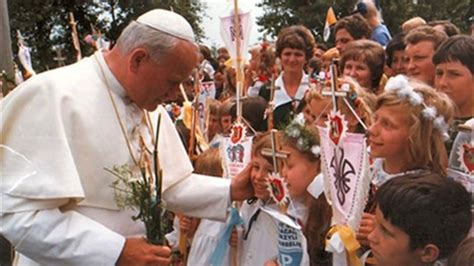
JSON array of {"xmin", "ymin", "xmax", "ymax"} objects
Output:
[
  {"xmin": 261, "ymin": 206, "xmax": 305, "ymax": 266},
  {"xmin": 447, "ymin": 121, "xmax": 473, "ymax": 193},
  {"xmin": 220, "ymin": 122, "xmax": 253, "ymax": 178},
  {"xmin": 318, "ymin": 125, "xmax": 370, "ymax": 266},
  {"xmin": 457, "ymin": 142, "xmax": 474, "ymax": 175},
  {"xmin": 219, "ymin": 5, "xmax": 252, "ymax": 69},
  {"xmin": 318, "ymin": 126, "xmax": 369, "ymax": 230}
]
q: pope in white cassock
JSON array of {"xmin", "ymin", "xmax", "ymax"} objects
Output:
[{"xmin": 0, "ymin": 9, "xmax": 253, "ymax": 266}]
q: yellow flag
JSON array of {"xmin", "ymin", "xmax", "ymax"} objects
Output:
[{"xmin": 323, "ymin": 7, "xmax": 337, "ymax": 42}]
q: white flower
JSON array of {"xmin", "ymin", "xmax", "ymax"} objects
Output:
[
  {"xmin": 311, "ymin": 145, "xmax": 321, "ymax": 157},
  {"xmin": 385, "ymin": 75, "xmax": 409, "ymax": 91},
  {"xmin": 408, "ymin": 91, "xmax": 423, "ymax": 105},
  {"xmin": 287, "ymin": 126, "xmax": 300, "ymax": 138},
  {"xmin": 422, "ymin": 106, "xmax": 437, "ymax": 119},
  {"xmin": 294, "ymin": 113, "xmax": 306, "ymax": 126},
  {"xmin": 297, "ymin": 138, "xmax": 306, "ymax": 149}
]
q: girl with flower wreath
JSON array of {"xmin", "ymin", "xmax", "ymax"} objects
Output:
[
  {"xmin": 278, "ymin": 116, "xmax": 333, "ymax": 266},
  {"xmin": 357, "ymin": 75, "xmax": 455, "ymax": 247}
]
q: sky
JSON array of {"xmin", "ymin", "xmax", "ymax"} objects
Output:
[{"xmin": 200, "ymin": 0, "xmax": 264, "ymax": 49}]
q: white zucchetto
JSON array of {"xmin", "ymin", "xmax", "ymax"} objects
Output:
[{"xmin": 136, "ymin": 9, "xmax": 195, "ymax": 43}]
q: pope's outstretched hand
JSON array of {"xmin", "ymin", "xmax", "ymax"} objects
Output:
[
  {"xmin": 117, "ymin": 238, "xmax": 171, "ymax": 266},
  {"xmin": 230, "ymin": 163, "xmax": 254, "ymax": 201}
]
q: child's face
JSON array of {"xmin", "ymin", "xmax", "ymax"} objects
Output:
[
  {"xmin": 435, "ymin": 61, "xmax": 474, "ymax": 116},
  {"xmin": 307, "ymin": 97, "xmax": 332, "ymax": 127},
  {"xmin": 250, "ymin": 154, "xmax": 272, "ymax": 200},
  {"xmin": 343, "ymin": 58, "xmax": 372, "ymax": 90},
  {"xmin": 208, "ymin": 114, "xmax": 221, "ymax": 139},
  {"xmin": 281, "ymin": 146, "xmax": 318, "ymax": 200},
  {"xmin": 368, "ymin": 105, "xmax": 411, "ymax": 165},
  {"xmin": 368, "ymin": 207, "xmax": 423, "ymax": 266},
  {"xmin": 221, "ymin": 115, "xmax": 233, "ymax": 133}
]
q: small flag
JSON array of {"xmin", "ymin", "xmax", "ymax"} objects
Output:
[{"xmin": 323, "ymin": 7, "xmax": 337, "ymax": 42}]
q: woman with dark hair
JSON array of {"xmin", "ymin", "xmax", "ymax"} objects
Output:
[
  {"xmin": 259, "ymin": 25, "xmax": 315, "ymax": 129},
  {"xmin": 340, "ymin": 39, "xmax": 386, "ymax": 94}
]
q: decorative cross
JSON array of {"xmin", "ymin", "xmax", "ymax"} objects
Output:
[
  {"xmin": 321, "ymin": 60, "xmax": 368, "ymax": 131},
  {"xmin": 261, "ymin": 129, "xmax": 289, "ymax": 173}
]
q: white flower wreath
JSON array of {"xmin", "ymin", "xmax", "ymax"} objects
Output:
[
  {"xmin": 385, "ymin": 75, "xmax": 450, "ymax": 140},
  {"xmin": 284, "ymin": 113, "xmax": 321, "ymax": 157}
]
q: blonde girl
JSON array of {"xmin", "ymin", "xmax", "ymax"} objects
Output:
[
  {"xmin": 368, "ymin": 75, "xmax": 454, "ymax": 182},
  {"xmin": 358, "ymin": 75, "xmax": 455, "ymax": 246}
]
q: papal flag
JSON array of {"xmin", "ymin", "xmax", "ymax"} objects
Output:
[{"xmin": 323, "ymin": 7, "xmax": 337, "ymax": 42}]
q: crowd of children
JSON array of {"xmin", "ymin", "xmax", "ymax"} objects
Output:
[{"xmin": 162, "ymin": 3, "xmax": 473, "ymax": 265}]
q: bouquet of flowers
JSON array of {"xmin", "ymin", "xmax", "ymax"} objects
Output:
[{"xmin": 106, "ymin": 114, "xmax": 169, "ymax": 245}]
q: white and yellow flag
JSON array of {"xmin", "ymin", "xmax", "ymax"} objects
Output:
[{"xmin": 323, "ymin": 7, "xmax": 337, "ymax": 42}]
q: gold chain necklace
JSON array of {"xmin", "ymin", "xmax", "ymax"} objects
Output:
[{"xmin": 94, "ymin": 54, "xmax": 155, "ymax": 166}]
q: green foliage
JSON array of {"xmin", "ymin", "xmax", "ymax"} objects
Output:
[
  {"xmin": 256, "ymin": 0, "xmax": 358, "ymax": 43},
  {"xmin": 106, "ymin": 164, "xmax": 169, "ymax": 245},
  {"xmin": 8, "ymin": 0, "xmax": 205, "ymax": 72},
  {"xmin": 256, "ymin": 0, "xmax": 471, "ymax": 44}
]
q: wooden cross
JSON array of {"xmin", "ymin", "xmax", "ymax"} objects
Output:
[
  {"xmin": 187, "ymin": 69, "xmax": 201, "ymax": 161},
  {"xmin": 321, "ymin": 59, "xmax": 368, "ymax": 131},
  {"xmin": 261, "ymin": 129, "xmax": 289, "ymax": 173},
  {"xmin": 266, "ymin": 74, "xmax": 280, "ymax": 130},
  {"xmin": 69, "ymin": 12, "xmax": 82, "ymax": 61}
]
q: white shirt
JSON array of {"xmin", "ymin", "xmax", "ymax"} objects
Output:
[{"xmin": 273, "ymin": 71, "xmax": 310, "ymax": 109}]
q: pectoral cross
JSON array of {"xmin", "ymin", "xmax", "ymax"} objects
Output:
[{"xmin": 53, "ymin": 46, "xmax": 66, "ymax": 67}]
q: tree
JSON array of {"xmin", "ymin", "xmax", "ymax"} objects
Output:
[
  {"xmin": 8, "ymin": 0, "xmax": 205, "ymax": 72},
  {"xmin": 256, "ymin": 0, "xmax": 357, "ymax": 43},
  {"xmin": 256, "ymin": 0, "xmax": 471, "ymax": 43}
]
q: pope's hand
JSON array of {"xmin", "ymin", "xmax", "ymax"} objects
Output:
[
  {"xmin": 117, "ymin": 238, "xmax": 171, "ymax": 266},
  {"xmin": 230, "ymin": 163, "xmax": 254, "ymax": 201}
]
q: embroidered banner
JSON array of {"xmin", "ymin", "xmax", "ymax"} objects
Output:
[
  {"xmin": 318, "ymin": 126, "xmax": 370, "ymax": 231},
  {"xmin": 220, "ymin": 123, "xmax": 253, "ymax": 178},
  {"xmin": 219, "ymin": 7, "xmax": 252, "ymax": 68}
]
